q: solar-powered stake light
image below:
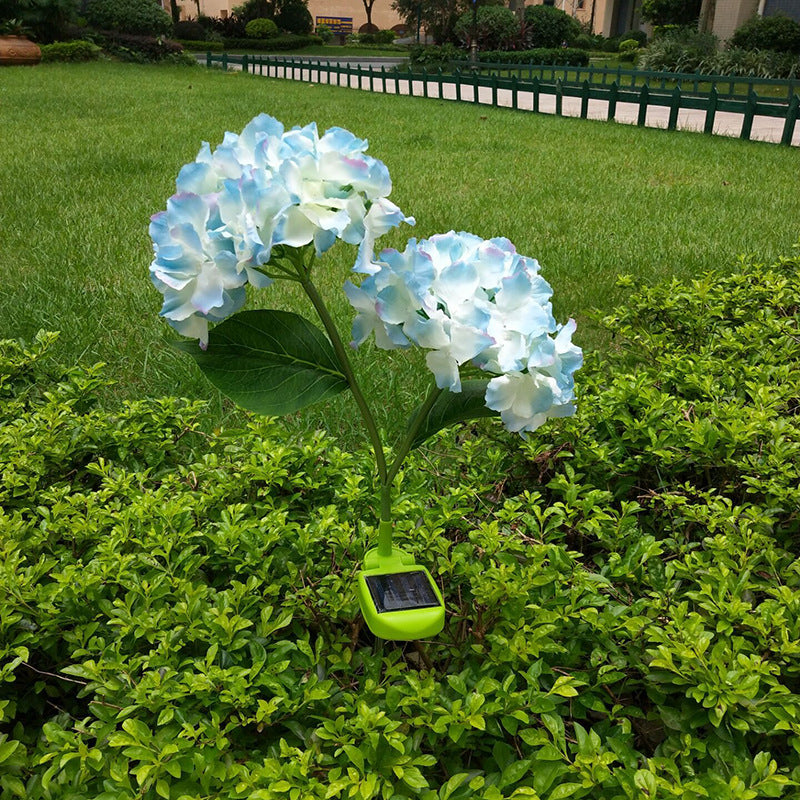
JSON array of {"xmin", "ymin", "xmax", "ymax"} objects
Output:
[{"xmin": 149, "ymin": 114, "xmax": 582, "ymax": 641}]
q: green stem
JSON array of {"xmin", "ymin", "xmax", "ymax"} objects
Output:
[
  {"xmin": 386, "ymin": 381, "xmax": 443, "ymax": 487},
  {"xmin": 298, "ymin": 273, "xmax": 389, "ymax": 495}
]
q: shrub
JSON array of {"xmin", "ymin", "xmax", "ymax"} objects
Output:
[
  {"xmin": 4, "ymin": 250, "xmax": 800, "ymax": 797},
  {"xmin": 275, "ymin": 0, "xmax": 312, "ymax": 35},
  {"xmin": 315, "ymin": 22, "xmax": 332, "ymax": 42},
  {"xmin": 92, "ymin": 31, "xmax": 190, "ymax": 62},
  {"xmin": 178, "ymin": 38, "xmax": 224, "ymax": 51},
  {"xmin": 347, "ymin": 30, "xmax": 396, "ymax": 45},
  {"xmin": 407, "ymin": 42, "xmax": 462, "ymax": 66},
  {"xmin": 700, "ymin": 46, "xmax": 800, "ymax": 79},
  {"xmin": 39, "ymin": 39, "xmax": 101, "ymax": 61},
  {"xmin": 221, "ymin": 33, "xmax": 321, "ymax": 50},
  {"xmin": 477, "ymin": 47, "xmax": 590, "ymax": 66},
  {"xmin": 84, "ymin": 0, "xmax": 173, "ymax": 37},
  {"xmin": 454, "ymin": 5, "xmax": 518, "ymax": 51},
  {"xmin": 245, "ymin": 16, "xmax": 278, "ymax": 38},
  {"xmin": 574, "ymin": 33, "xmax": 595, "ymax": 50},
  {"xmin": 204, "ymin": 13, "xmax": 247, "ymax": 37},
  {"xmin": 173, "ymin": 19, "xmax": 208, "ymax": 40},
  {"xmin": 618, "ymin": 37, "xmax": 640, "ymax": 61},
  {"xmin": 730, "ymin": 13, "xmax": 800, "ymax": 55},
  {"xmin": 638, "ymin": 27, "xmax": 718, "ymax": 72},
  {"xmin": 621, "ymin": 27, "xmax": 647, "ymax": 45},
  {"xmin": 523, "ymin": 4, "xmax": 581, "ymax": 48}
]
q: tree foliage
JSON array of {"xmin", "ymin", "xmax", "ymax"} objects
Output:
[
  {"xmin": 522, "ymin": 4, "xmax": 581, "ymax": 48},
  {"xmin": 453, "ymin": 5, "xmax": 517, "ymax": 50},
  {"xmin": 392, "ymin": 0, "xmax": 466, "ymax": 44},
  {"xmin": 0, "ymin": 0, "xmax": 77, "ymax": 41},
  {"xmin": 640, "ymin": 0, "xmax": 701, "ymax": 26}
]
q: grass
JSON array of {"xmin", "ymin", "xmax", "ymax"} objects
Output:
[{"xmin": 1, "ymin": 61, "xmax": 799, "ymax": 447}]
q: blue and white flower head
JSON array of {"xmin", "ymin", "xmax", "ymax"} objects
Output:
[
  {"xmin": 345, "ymin": 231, "xmax": 582, "ymax": 435},
  {"xmin": 150, "ymin": 114, "xmax": 414, "ymax": 345}
]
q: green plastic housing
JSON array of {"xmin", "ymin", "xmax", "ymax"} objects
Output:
[{"xmin": 356, "ymin": 534, "xmax": 445, "ymax": 641}]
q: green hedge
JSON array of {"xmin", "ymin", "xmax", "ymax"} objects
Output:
[
  {"xmin": 477, "ymin": 47, "xmax": 589, "ymax": 66},
  {"xmin": 221, "ymin": 33, "xmax": 322, "ymax": 51},
  {"xmin": 2, "ymin": 250, "xmax": 800, "ymax": 797},
  {"xmin": 409, "ymin": 44, "xmax": 589, "ymax": 68},
  {"xmin": 40, "ymin": 40, "xmax": 102, "ymax": 62}
]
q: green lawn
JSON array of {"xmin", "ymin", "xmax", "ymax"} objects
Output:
[{"xmin": 1, "ymin": 61, "xmax": 798, "ymax": 445}]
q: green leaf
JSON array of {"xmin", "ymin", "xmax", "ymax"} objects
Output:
[
  {"xmin": 409, "ymin": 380, "xmax": 498, "ymax": 448},
  {"xmin": 0, "ymin": 740, "xmax": 20, "ymax": 764},
  {"xmin": 173, "ymin": 310, "xmax": 348, "ymax": 416}
]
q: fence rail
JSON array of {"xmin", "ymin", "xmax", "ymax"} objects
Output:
[
  {"xmin": 453, "ymin": 61, "xmax": 800, "ymax": 103},
  {"xmin": 206, "ymin": 53, "xmax": 800, "ymax": 146}
]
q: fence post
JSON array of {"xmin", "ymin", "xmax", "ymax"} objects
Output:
[
  {"xmin": 473, "ymin": 69, "xmax": 480, "ymax": 104},
  {"xmin": 637, "ymin": 84, "xmax": 649, "ymax": 127},
  {"xmin": 423, "ymin": 67, "xmax": 428, "ymax": 98},
  {"xmin": 222, "ymin": 52, "xmax": 228, "ymax": 71},
  {"xmin": 455, "ymin": 68, "xmax": 462, "ymax": 102},
  {"xmin": 242, "ymin": 53, "xmax": 248, "ymax": 73},
  {"xmin": 437, "ymin": 67, "xmax": 443, "ymax": 99},
  {"xmin": 491, "ymin": 73, "xmax": 498, "ymax": 107},
  {"xmin": 781, "ymin": 93, "xmax": 799, "ymax": 145},
  {"xmin": 511, "ymin": 73, "xmax": 518, "ymax": 111},
  {"xmin": 555, "ymin": 78, "xmax": 563, "ymax": 116},
  {"xmin": 381, "ymin": 65, "xmax": 387, "ymax": 94},
  {"xmin": 740, "ymin": 90, "xmax": 757, "ymax": 141},
  {"xmin": 532, "ymin": 76, "xmax": 540, "ymax": 113},
  {"xmin": 668, "ymin": 86, "xmax": 680, "ymax": 130},
  {"xmin": 704, "ymin": 87, "xmax": 718, "ymax": 134},
  {"xmin": 206, "ymin": 50, "xmax": 211, "ymax": 68},
  {"xmin": 607, "ymin": 81, "xmax": 618, "ymax": 121},
  {"xmin": 580, "ymin": 79, "xmax": 589, "ymax": 119},
  {"xmin": 407, "ymin": 65, "xmax": 414, "ymax": 97}
]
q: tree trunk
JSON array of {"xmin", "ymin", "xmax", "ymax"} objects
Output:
[
  {"xmin": 362, "ymin": 0, "xmax": 376, "ymax": 29},
  {"xmin": 698, "ymin": 0, "xmax": 716, "ymax": 33}
]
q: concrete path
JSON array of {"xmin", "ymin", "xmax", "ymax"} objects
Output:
[{"xmin": 217, "ymin": 57, "xmax": 800, "ymax": 147}]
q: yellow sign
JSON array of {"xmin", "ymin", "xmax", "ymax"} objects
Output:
[{"xmin": 315, "ymin": 16, "xmax": 353, "ymax": 34}]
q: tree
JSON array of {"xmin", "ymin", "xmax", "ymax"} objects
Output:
[
  {"xmin": 361, "ymin": 0, "xmax": 376, "ymax": 30},
  {"xmin": 640, "ymin": 0, "xmax": 701, "ymax": 26},
  {"xmin": 0, "ymin": 0, "xmax": 78, "ymax": 40},
  {"xmin": 392, "ymin": 0, "xmax": 465, "ymax": 43}
]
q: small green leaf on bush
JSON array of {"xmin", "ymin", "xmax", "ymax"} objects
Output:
[
  {"xmin": 409, "ymin": 380, "xmax": 498, "ymax": 448},
  {"xmin": 173, "ymin": 310, "xmax": 348, "ymax": 416}
]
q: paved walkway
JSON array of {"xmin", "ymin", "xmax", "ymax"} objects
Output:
[{"xmin": 217, "ymin": 57, "xmax": 800, "ymax": 146}]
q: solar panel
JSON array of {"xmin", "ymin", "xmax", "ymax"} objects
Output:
[{"xmin": 365, "ymin": 570, "xmax": 441, "ymax": 614}]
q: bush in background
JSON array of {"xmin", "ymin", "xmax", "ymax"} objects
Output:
[
  {"xmin": 173, "ymin": 19, "xmax": 207, "ymax": 40},
  {"xmin": 84, "ymin": 0, "xmax": 172, "ymax": 37},
  {"xmin": 91, "ymin": 30, "xmax": 191, "ymax": 62},
  {"xmin": 0, "ymin": 0, "xmax": 75, "ymax": 41},
  {"xmin": 478, "ymin": 47, "xmax": 589, "ymax": 65},
  {"xmin": 315, "ymin": 22, "xmax": 332, "ymax": 42},
  {"xmin": 523, "ymin": 4, "xmax": 581, "ymax": 48},
  {"xmin": 638, "ymin": 26, "xmax": 718, "ymax": 72},
  {"xmin": 730, "ymin": 13, "xmax": 800, "ymax": 55},
  {"xmin": 40, "ymin": 39, "xmax": 101, "ymax": 60},
  {"xmin": 221, "ymin": 33, "xmax": 320, "ymax": 49},
  {"xmin": 618, "ymin": 37, "xmax": 640, "ymax": 61},
  {"xmin": 454, "ymin": 5, "xmax": 518, "ymax": 51},
  {"xmin": 245, "ymin": 16, "xmax": 278, "ymax": 38}
]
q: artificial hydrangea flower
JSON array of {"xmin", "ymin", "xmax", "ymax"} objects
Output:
[
  {"xmin": 345, "ymin": 231, "xmax": 582, "ymax": 435},
  {"xmin": 150, "ymin": 114, "xmax": 413, "ymax": 344}
]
